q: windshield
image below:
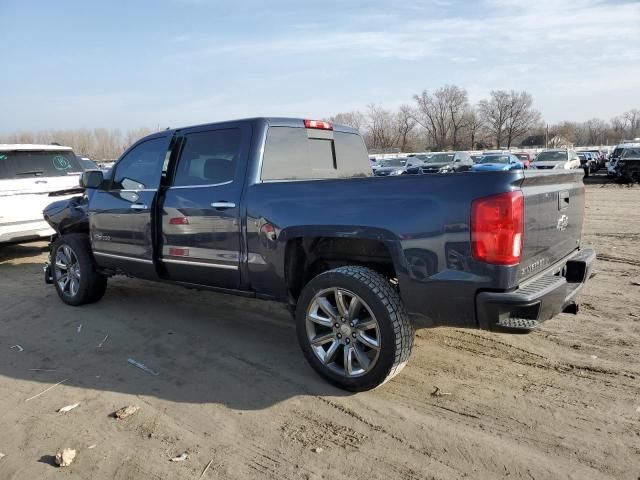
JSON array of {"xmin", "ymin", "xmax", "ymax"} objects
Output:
[
  {"xmin": 621, "ymin": 148, "xmax": 640, "ymax": 158},
  {"xmin": 425, "ymin": 153, "xmax": 454, "ymax": 163},
  {"xmin": 535, "ymin": 151, "xmax": 567, "ymax": 162},
  {"xmin": 0, "ymin": 150, "xmax": 82, "ymax": 179},
  {"xmin": 479, "ymin": 155, "xmax": 510, "ymax": 164},
  {"xmin": 611, "ymin": 148, "xmax": 625, "ymax": 158},
  {"xmin": 378, "ymin": 158, "xmax": 404, "ymax": 167},
  {"xmin": 515, "ymin": 154, "xmax": 529, "ymax": 161}
]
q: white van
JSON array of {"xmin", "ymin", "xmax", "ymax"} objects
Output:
[{"xmin": 0, "ymin": 144, "xmax": 83, "ymax": 243}]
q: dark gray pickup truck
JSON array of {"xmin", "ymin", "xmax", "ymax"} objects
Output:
[{"xmin": 43, "ymin": 117, "xmax": 595, "ymax": 391}]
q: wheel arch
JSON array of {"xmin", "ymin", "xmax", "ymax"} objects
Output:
[{"xmin": 282, "ymin": 228, "xmax": 404, "ymax": 302}]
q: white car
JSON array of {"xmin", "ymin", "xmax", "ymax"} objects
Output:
[
  {"xmin": 531, "ymin": 149, "xmax": 581, "ymax": 171},
  {"xmin": 0, "ymin": 144, "xmax": 84, "ymax": 244}
]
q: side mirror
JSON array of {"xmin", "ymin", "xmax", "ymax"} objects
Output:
[{"xmin": 80, "ymin": 170, "xmax": 104, "ymax": 189}]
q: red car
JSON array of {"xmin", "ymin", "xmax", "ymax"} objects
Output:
[{"xmin": 513, "ymin": 152, "xmax": 533, "ymax": 168}]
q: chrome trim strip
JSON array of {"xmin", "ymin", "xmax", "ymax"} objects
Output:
[
  {"xmin": 162, "ymin": 258, "xmax": 238, "ymax": 270},
  {"xmin": 168, "ymin": 180, "xmax": 233, "ymax": 189},
  {"xmin": 93, "ymin": 251, "xmax": 153, "ymax": 264}
]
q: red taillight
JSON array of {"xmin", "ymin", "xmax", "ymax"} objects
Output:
[
  {"xmin": 471, "ymin": 191, "xmax": 524, "ymax": 265},
  {"xmin": 304, "ymin": 119, "xmax": 333, "ymax": 130},
  {"xmin": 169, "ymin": 217, "xmax": 189, "ymax": 225},
  {"xmin": 169, "ymin": 247, "xmax": 189, "ymax": 257}
]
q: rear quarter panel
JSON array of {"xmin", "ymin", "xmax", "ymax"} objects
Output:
[{"xmin": 244, "ymin": 172, "xmax": 524, "ymax": 327}]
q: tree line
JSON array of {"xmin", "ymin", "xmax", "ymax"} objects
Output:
[
  {"xmin": 0, "ymin": 127, "xmax": 157, "ymax": 161},
  {"xmin": 329, "ymin": 86, "xmax": 639, "ymax": 153},
  {"xmin": 1, "ymin": 87, "xmax": 638, "ymax": 158}
]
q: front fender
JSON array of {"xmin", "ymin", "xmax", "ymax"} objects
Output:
[{"xmin": 43, "ymin": 195, "xmax": 89, "ymax": 235}]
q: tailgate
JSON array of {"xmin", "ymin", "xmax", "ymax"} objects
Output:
[{"xmin": 518, "ymin": 170, "xmax": 584, "ymax": 282}]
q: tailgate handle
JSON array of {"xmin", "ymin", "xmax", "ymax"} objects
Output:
[{"xmin": 558, "ymin": 190, "xmax": 570, "ymax": 210}]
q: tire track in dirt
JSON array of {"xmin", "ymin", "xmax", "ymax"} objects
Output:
[{"xmin": 596, "ymin": 253, "xmax": 640, "ymax": 267}]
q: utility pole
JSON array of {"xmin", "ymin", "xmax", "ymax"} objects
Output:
[{"xmin": 545, "ymin": 124, "xmax": 549, "ymax": 148}]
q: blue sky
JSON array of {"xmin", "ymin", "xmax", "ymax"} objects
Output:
[{"xmin": 1, "ymin": 0, "xmax": 639, "ymax": 133}]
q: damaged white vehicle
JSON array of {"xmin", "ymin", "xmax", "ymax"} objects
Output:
[{"xmin": 0, "ymin": 145, "xmax": 83, "ymax": 244}]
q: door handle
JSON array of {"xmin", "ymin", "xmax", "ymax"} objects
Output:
[
  {"xmin": 130, "ymin": 204, "xmax": 148, "ymax": 210},
  {"xmin": 211, "ymin": 201, "xmax": 236, "ymax": 210}
]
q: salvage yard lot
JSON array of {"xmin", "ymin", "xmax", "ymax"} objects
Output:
[{"xmin": 0, "ymin": 178, "xmax": 639, "ymax": 480}]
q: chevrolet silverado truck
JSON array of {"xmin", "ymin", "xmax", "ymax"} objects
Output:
[{"xmin": 42, "ymin": 117, "xmax": 595, "ymax": 391}]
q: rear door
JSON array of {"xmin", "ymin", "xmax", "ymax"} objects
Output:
[
  {"xmin": 90, "ymin": 134, "xmax": 171, "ymax": 279},
  {"xmin": 159, "ymin": 123, "xmax": 250, "ymax": 289},
  {"xmin": 518, "ymin": 170, "xmax": 585, "ymax": 282}
]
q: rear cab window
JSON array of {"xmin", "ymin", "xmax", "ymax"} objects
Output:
[
  {"xmin": 0, "ymin": 150, "xmax": 81, "ymax": 179},
  {"xmin": 261, "ymin": 126, "xmax": 370, "ymax": 181}
]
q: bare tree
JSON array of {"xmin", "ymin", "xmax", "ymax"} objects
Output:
[
  {"xmin": 622, "ymin": 109, "xmax": 640, "ymax": 138},
  {"xmin": 444, "ymin": 86, "xmax": 470, "ymax": 150},
  {"xmin": 413, "ymin": 89, "xmax": 449, "ymax": 150},
  {"xmin": 331, "ymin": 111, "xmax": 366, "ymax": 131},
  {"xmin": 584, "ymin": 118, "xmax": 608, "ymax": 145},
  {"xmin": 477, "ymin": 90, "xmax": 511, "ymax": 148},
  {"xmin": 365, "ymin": 104, "xmax": 397, "ymax": 150},
  {"xmin": 504, "ymin": 90, "xmax": 541, "ymax": 148},
  {"xmin": 463, "ymin": 108, "xmax": 483, "ymax": 149},
  {"xmin": 395, "ymin": 105, "xmax": 417, "ymax": 152}
]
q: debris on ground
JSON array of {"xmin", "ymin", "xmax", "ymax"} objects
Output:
[
  {"xmin": 630, "ymin": 277, "xmax": 640, "ymax": 286},
  {"xmin": 77, "ymin": 324, "xmax": 82, "ymax": 333},
  {"xmin": 127, "ymin": 358, "xmax": 159, "ymax": 376},
  {"xmin": 97, "ymin": 335, "xmax": 108, "ymax": 348},
  {"xmin": 10, "ymin": 345, "xmax": 24, "ymax": 352},
  {"xmin": 55, "ymin": 448, "xmax": 76, "ymax": 467},
  {"xmin": 58, "ymin": 403, "xmax": 80, "ymax": 413},
  {"xmin": 170, "ymin": 452, "xmax": 189, "ymax": 462},
  {"xmin": 311, "ymin": 447, "xmax": 323, "ymax": 453},
  {"xmin": 431, "ymin": 386, "xmax": 452, "ymax": 397},
  {"xmin": 636, "ymin": 406, "xmax": 640, "ymax": 413},
  {"xmin": 200, "ymin": 458, "xmax": 215, "ymax": 478},
  {"xmin": 87, "ymin": 445, "xmax": 96, "ymax": 449},
  {"xmin": 25, "ymin": 378, "xmax": 69, "ymax": 402},
  {"xmin": 0, "ymin": 452, "xmax": 5, "ymax": 460},
  {"xmin": 114, "ymin": 405, "xmax": 140, "ymax": 419},
  {"xmin": 590, "ymin": 355, "xmax": 598, "ymax": 359},
  {"xmin": 517, "ymin": 374, "xmax": 524, "ymax": 377}
]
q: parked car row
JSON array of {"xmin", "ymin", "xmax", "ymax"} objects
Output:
[{"xmin": 371, "ymin": 149, "xmax": 588, "ymax": 176}]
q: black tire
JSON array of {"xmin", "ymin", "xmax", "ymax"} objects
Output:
[
  {"xmin": 51, "ymin": 233, "xmax": 107, "ymax": 306},
  {"xmin": 295, "ymin": 266, "xmax": 414, "ymax": 391}
]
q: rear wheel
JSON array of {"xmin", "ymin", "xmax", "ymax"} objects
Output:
[
  {"xmin": 52, "ymin": 234, "xmax": 107, "ymax": 306},
  {"xmin": 295, "ymin": 266, "xmax": 414, "ymax": 391}
]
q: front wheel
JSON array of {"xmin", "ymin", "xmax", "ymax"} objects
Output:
[
  {"xmin": 295, "ymin": 266, "xmax": 414, "ymax": 391},
  {"xmin": 51, "ymin": 234, "xmax": 107, "ymax": 306}
]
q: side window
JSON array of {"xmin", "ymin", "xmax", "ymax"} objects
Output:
[
  {"xmin": 173, "ymin": 128, "xmax": 241, "ymax": 187},
  {"xmin": 112, "ymin": 137, "xmax": 168, "ymax": 190}
]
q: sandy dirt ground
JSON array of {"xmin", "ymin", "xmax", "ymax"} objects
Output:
[{"xmin": 0, "ymin": 176, "xmax": 639, "ymax": 480}]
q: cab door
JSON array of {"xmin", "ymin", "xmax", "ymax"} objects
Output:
[
  {"xmin": 90, "ymin": 134, "xmax": 171, "ymax": 279},
  {"xmin": 159, "ymin": 123, "xmax": 250, "ymax": 289}
]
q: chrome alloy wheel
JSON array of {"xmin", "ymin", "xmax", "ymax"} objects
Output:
[
  {"xmin": 305, "ymin": 287, "xmax": 381, "ymax": 377},
  {"xmin": 54, "ymin": 244, "xmax": 81, "ymax": 297}
]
